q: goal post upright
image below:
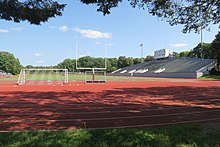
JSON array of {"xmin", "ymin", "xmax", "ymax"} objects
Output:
[
  {"xmin": 64, "ymin": 69, "xmax": 68, "ymax": 83},
  {"xmin": 17, "ymin": 69, "xmax": 25, "ymax": 85}
]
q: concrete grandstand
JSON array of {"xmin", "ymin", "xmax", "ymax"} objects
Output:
[
  {"xmin": 0, "ymin": 69, "xmax": 12, "ymax": 77},
  {"xmin": 111, "ymin": 57, "xmax": 216, "ymax": 79}
]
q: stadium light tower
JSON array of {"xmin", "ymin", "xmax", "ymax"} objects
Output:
[
  {"xmin": 200, "ymin": 11, "xmax": 203, "ymax": 59},
  {"xmin": 140, "ymin": 43, "xmax": 144, "ymax": 63},
  {"xmin": 200, "ymin": 27, "xmax": 203, "ymax": 59}
]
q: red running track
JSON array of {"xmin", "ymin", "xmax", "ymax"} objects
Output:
[{"xmin": 0, "ymin": 80, "xmax": 220, "ymax": 131}]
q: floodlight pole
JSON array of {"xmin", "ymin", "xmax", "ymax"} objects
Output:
[
  {"xmin": 76, "ymin": 42, "xmax": 78, "ymax": 69},
  {"xmin": 200, "ymin": 11, "xmax": 203, "ymax": 59},
  {"xmin": 201, "ymin": 27, "xmax": 203, "ymax": 59},
  {"xmin": 105, "ymin": 44, "xmax": 108, "ymax": 69},
  {"xmin": 140, "ymin": 43, "xmax": 144, "ymax": 63}
]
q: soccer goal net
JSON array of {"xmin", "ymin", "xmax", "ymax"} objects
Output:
[
  {"xmin": 85, "ymin": 70, "xmax": 106, "ymax": 83},
  {"xmin": 17, "ymin": 69, "xmax": 68, "ymax": 85}
]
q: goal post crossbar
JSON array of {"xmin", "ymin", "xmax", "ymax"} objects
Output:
[
  {"xmin": 84, "ymin": 70, "xmax": 106, "ymax": 84},
  {"xmin": 24, "ymin": 68, "xmax": 68, "ymax": 71}
]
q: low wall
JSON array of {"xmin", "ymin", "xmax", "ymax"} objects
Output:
[{"xmin": 112, "ymin": 72, "xmax": 198, "ymax": 79}]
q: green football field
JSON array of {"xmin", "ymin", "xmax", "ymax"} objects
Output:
[
  {"xmin": 0, "ymin": 72, "xmax": 198, "ymax": 83},
  {"xmin": 0, "ymin": 71, "xmax": 219, "ymax": 85}
]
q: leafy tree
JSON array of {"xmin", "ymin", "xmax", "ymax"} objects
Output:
[
  {"xmin": 117, "ymin": 56, "xmax": 133, "ymax": 68},
  {"xmin": 0, "ymin": 0, "xmax": 65, "ymax": 24},
  {"xmin": 0, "ymin": 51, "xmax": 22, "ymax": 75},
  {"xmin": 172, "ymin": 52, "xmax": 179, "ymax": 58},
  {"xmin": 25, "ymin": 65, "xmax": 34, "ymax": 69},
  {"xmin": 1, "ymin": 1, "xmax": 220, "ymax": 32},
  {"xmin": 57, "ymin": 58, "xmax": 75, "ymax": 72},
  {"xmin": 188, "ymin": 43, "xmax": 211, "ymax": 59},
  {"xmin": 144, "ymin": 55, "xmax": 154, "ymax": 62},
  {"xmin": 179, "ymin": 51, "xmax": 189, "ymax": 57},
  {"xmin": 211, "ymin": 32, "xmax": 220, "ymax": 71},
  {"xmin": 78, "ymin": 56, "xmax": 95, "ymax": 68},
  {"xmin": 106, "ymin": 58, "xmax": 118, "ymax": 72},
  {"xmin": 133, "ymin": 58, "xmax": 142, "ymax": 65},
  {"xmin": 93, "ymin": 57, "xmax": 105, "ymax": 68}
]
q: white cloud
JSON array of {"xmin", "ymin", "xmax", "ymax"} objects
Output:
[
  {"xmin": 59, "ymin": 25, "xmax": 69, "ymax": 32},
  {"xmin": 0, "ymin": 29, "xmax": 9, "ymax": 33},
  {"xmin": 96, "ymin": 42, "xmax": 101, "ymax": 45},
  {"xmin": 36, "ymin": 60, "xmax": 44, "ymax": 63},
  {"xmin": 74, "ymin": 27, "xmax": 112, "ymax": 39},
  {"xmin": 11, "ymin": 27, "xmax": 24, "ymax": 32},
  {"xmin": 34, "ymin": 53, "xmax": 42, "ymax": 57},
  {"xmin": 169, "ymin": 43, "xmax": 188, "ymax": 48}
]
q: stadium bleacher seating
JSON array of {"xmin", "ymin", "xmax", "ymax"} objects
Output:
[
  {"xmin": 111, "ymin": 57, "xmax": 215, "ymax": 78},
  {"xmin": 0, "ymin": 69, "xmax": 12, "ymax": 77}
]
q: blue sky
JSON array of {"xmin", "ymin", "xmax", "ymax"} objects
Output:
[{"xmin": 0, "ymin": 0, "xmax": 219, "ymax": 66}]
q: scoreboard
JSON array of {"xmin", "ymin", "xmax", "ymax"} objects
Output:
[{"xmin": 154, "ymin": 49, "xmax": 169, "ymax": 59}]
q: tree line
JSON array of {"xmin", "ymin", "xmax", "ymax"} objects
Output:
[
  {"xmin": 56, "ymin": 55, "xmax": 154, "ymax": 73},
  {"xmin": 1, "ymin": 32, "xmax": 220, "ymax": 75}
]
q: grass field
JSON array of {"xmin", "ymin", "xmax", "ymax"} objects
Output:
[
  {"xmin": 200, "ymin": 75, "xmax": 220, "ymax": 80},
  {"xmin": 0, "ymin": 124, "xmax": 219, "ymax": 147},
  {"xmin": 0, "ymin": 73, "xmax": 198, "ymax": 83},
  {"xmin": 1, "ymin": 73, "xmax": 220, "ymax": 83}
]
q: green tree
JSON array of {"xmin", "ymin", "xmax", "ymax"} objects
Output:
[
  {"xmin": 93, "ymin": 57, "xmax": 105, "ymax": 68},
  {"xmin": 172, "ymin": 52, "xmax": 179, "ymax": 58},
  {"xmin": 188, "ymin": 43, "xmax": 211, "ymax": 59},
  {"xmin": 211, "ymin": 32, "xmax": 220, "ymax": 71},
  {"xmin": 179, "ymin": 51, "xmax": 189, "ymax": 57},
  {"xmin": 78, "ymin": 56, "xmax": 95, "ymax": 68},
  {"xmin": 0, "ymin": 51, "xmax": 22, "ymax": 75},
  {"xmin": 106, "ymin": 58, "xmax": 118, "ymax": 72},
  {"xmin": 1, "ymin": 1, "xmax": 220, "ymax": 32},
  {"xmin": 57, "ymin": 58, "xmax": 75, "ymax": 72},
  {"xmin": 25, "ymin": 65, "xmax": 34, "ymax": 69},
  {"xmin": 117, "ymin": 56, "xmax": 133, "ymax": 68},
  {"xmin": 0, "ymin": 0, "xmax": 65, "ymax": 25},
  {"xmin": 144, "ymin": 55, "xmax": 154, "ymax": 62},
  {"xmin": 133, "ymin": 58, "xmax": 142, "ymax": 65}
]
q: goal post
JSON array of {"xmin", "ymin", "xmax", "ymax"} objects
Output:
[
  {"xmin": 85, "ymin": 70, "xmax": 106, "ymax": 83},
  {"xmin": 17, "ymin": 68, "xmax": 68, "ymax": 85}
]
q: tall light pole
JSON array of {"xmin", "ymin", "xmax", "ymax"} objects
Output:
[
  {"xmin": 104, "ymin": 44, "xmax": 108, "ymax": 69},
  {"xmin": 140, "ymin": 43, "xmax": 143, "ymax": 63},
  {"xmin": 200, "ymin": 10, "xmax": 203, "ymax": 59},
  {"xmin": 201, "ymin": 27, "xmax": 203, "ymax": 59}
]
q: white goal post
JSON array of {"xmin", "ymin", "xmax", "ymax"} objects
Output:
[
  {"xmin": 85, "ymin": 70, "xmax": 106, "ymax": 83},
  {"xmin": 17, "ymin": 68, "xmax": 68, "ymax": 85}
]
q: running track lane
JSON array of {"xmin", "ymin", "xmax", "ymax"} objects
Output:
[{"xmin": 0, "ymin": 81, "xmax": 220, "ymax": 131}]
